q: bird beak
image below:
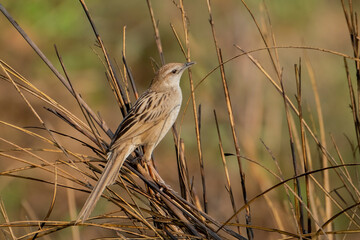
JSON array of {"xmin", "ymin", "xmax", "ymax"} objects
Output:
[{"xmin": 181, "ymin": 61, "xmax": 196, "ymax": 71}]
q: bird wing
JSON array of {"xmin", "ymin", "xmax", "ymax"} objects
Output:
[{"xmin": 110, "ymin": 90, "xmax": 172, "ymax": 149}]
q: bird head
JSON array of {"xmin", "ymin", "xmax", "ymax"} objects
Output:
[{"xmin": 150, "ymin": 62, "xmax": 195, "ymax": 90}]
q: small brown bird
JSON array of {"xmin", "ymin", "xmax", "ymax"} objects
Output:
[{"xmin": 76, "ymin": 62, "xmax": 195, "ymax": 223}]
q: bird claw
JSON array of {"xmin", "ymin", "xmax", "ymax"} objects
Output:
[
  {"xmin": 157, "ymin": 179, "xmax": 172, "ymax": 191},
  {"xmin": 146, "ymin": 162, "xmax": 173, "ymax": 191}
]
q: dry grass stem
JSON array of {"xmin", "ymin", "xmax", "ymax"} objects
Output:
[{"xmin": 1, "ymin": 1, "xmax": 360, "ymax": 239}]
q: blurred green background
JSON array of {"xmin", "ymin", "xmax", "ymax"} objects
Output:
[{"xmin": 1, "ymin": 0, "xmax": 359, "ymax": 239}]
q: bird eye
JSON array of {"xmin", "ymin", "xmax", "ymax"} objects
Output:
[{"xmin": 171, "ymin": 69, "xmax": 177, "ymax": 74}]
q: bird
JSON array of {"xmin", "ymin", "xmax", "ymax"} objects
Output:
[{"xmin": 76, "ymin": 61, "xmax": 195, "ymax": 223}]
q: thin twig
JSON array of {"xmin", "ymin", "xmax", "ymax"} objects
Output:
[
  {"xmin": 196, "ymin": 104, "xmax": 207, "ymax": 213},
  {"xmin": 0, "ymin": 198, "xmax": 16, "ymax": 240},
  {"xmin": 218, "ymin": 163, "xmax": 360, "ymax": 234},
  {"xmin": 280, "ymin": 70, "xmax": 305, "ymax": 235},
  {"xmin": 54, "ymin": 45, "xmax": 106, "ymax": 152},
  {"xmin": 0, "ymin": 4, "xmax": 113, "ymax": 138},
  {"xmin": 294, "ymin": 60, "xmax": 312, "ymax": 234},
  {"xmin": 146, "ymin": 0, "xmax": 165, "ymax": 65},
  {"xmin": 206, "ymin": 2, "xmax": 253, "ymax": 237},
  {"xmin": 31, "ymin": 166, "xmax": 58, "ymax": 240},
  {"xmin": 78, "ymin": 0, "xmax": 126, "ymax": 118},
  {"xmin": 176, "ymin": 0, "xmax": 206, "ymax": 213},
  {"xmin": 214, "ymin": 110, "xmax": 240, "ymax": 235}
]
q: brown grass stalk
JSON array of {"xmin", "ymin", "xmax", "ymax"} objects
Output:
[
  {"xmin": 2, "ymin": 1, "xmax": 360, "ymax": 239},
  {"xmin": 206, "ymin": 1, "xmax": 253, "ymax": 238}
]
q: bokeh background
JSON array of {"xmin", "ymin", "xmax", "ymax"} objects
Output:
[{"xmin": 1, "ymin": 0, "xmax": 359, "ymax": 239}]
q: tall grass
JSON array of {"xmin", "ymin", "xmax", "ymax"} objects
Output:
[{"xmin": 0, "ymin": 0, "xmax": 360, "ymax": 239}]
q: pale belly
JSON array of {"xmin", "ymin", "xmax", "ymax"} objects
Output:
[{"xmin": 155, "ymin": 104, "xmax": 181, "ymax": 146}]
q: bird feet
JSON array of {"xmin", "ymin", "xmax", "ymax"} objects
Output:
[{"xmin": 146, "ymin": 161, "xmax": 173, "ymax": 191}]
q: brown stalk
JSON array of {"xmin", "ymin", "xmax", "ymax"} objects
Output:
[
  {"xmin": 330, "ymin": 134, "xmax": 360, "ymax": 200},
  {"xmin": 222, "ymin": 223, "xmax": 304, "ymax": 239},
  {"xmin": 224, "ymin": 134, "xmax": 330, "ymax": 235},
  {"xmin": 235, "ymin": 44, "xmax": 360, "ymax": 219},
  {"xmin": 75, "ymin": 178, "xmax": 163, "ymax": 237},
  {"xmin": 234, "ymin": 45, "xmax": 342, "ymax": 191},
  {"xmin": 126, "ymin": 165, "xmax": 237, "ymax": 239},
  {"xmin": 31, "ymin": 166, "xmax": 58, "ymax": 240},
  {"xmin": 146, "ymin": 0, "xmax": 165, "ymax": 65},
  {"xmin": 160, "ymin": 195, "xmax": 202, "ymax": 238},
  {"xmin": 91, "ymin": 46, "xmax": 125, "ymax": 112},
  {"xmin": 214, "ymin": 110, "xmax": 241, "ymax": 234},
  {"xmin": 279, "ymin": 72, "xmax": 305, "ymax": 236},
  {"xmin": 101, "ymin": 181, "xmax": 151, "ymax": 237},
  {"xmin": 0, "ymin": 4, "xmax": 113, "ymax": 138},
  {"xmin": 170, "ymin": 23, "xmax": 187, "ymax": 57},
  {"xmin": 0, "ymin": 199, "xmax": 16, "ymax": 240},
  {"xmin": 0, "ymin": 144, "xmax": 78, "ymax": 186},
  {"xmin": 195, "ymin": 45, "xmax": 359, "ymax": 95},
  {"xmin": 45, "ymin": 108, "xmax": 100, "ymax": 147},
  {"xmin": 296, "ymin": 60, "xmax": 360, "ymax": 211},
  {"xmin": 66, "ymin": 179, "xmax": 81, "ymax": 240},
  {"xmin": 254, "ymin": 11, "xmax": 302, "ymax": 232},
  {"xmin": 0, "ymin": 171, "xmax": 89, "ymax": 195},
  {"xmin": 177, "ymin": 0, "xmax": 207, "ymax": 213},
  {"xmin": 197, "ymin": 103, "xmax": 207, "ymax": 213},
  {"xmin": 0, "ymin": 121, "xmax": 91, "ymax": 165},
  {"xmin": 104, "ymin": 189, "xmax": 163, "ymax": 238},
  {"xmin": 173, "ymin": 127, "xmax": 192, "ymax": 201},
  {"xmin": 116, "ymin": 179, "xmax": 147, "ymax": 236},
  {"xmin": 54, "ymin": 46, "xmax": 106, "ymax": 152},
  {"xmin": 303, "ymin": 53, "xmax": 328, "ymax": 229},
  {"xmin": 341, "ymin": 0, "xmax": 360, "ymax": 152},
  {"xmin": 240, "ymin": 0, "xmax": 281, "ymax": 80},
  {"xmin": 308, "ymin": 173, "xmax": 360, "ymax": 228},
  {"xmin": 121, "ymin": 26, "xmax": 131, "ymax": 102},
  {"xmin": 262, "ymin": 1, "xmax": 281, "ymax": 75},
  {"xmin": 166, "ymin": 189, "xmax": 239, "ymax": 238},
  {"xmin": 206, "ymin": 1, "xmax": 253, "ymax": 238},
  {"xmin": 312, "ymin": 148, "xmax": 360, "ymax": 224},
  {"xmin": 122, "ymin": 54, "xmax": 138, "ymax": 101},
  {"xmin": 344, "ymin": 57, "xmax": 360, "ymax": 152},
  {"xmin": 107, "ymin": 58, "xmax": 126, "ymax": 112},
  {"xmin": 261, "ymin": 4, "xmax": 317, "ymax": 233},
  {"xmin": 234, "ymin": 2, "xmax": 311, "ymax": 232},
  {"xmin": 219, "ymin": 163, "xmax": 360, "ymax": 234},
  {"xmin": 0, "ymin": 63, "xmax": 85, "ymax": 174},
  {"xmin": 109, "ymin": 60, "xmax": 128, "ymax": 113},
  {"xmin": 294, "ymin": 61, "xmax": 312, "ymax": 234},
  {"xmin": 304, "ymin": 54, "xmax": 334, "ymax": 235},
  {"xmin": 300, "ymin": 42, "xmax": 332, "ymax": 231},
  {"xmin": 314, "ymin": 201, "xmax": 360, "ymax": 238},
  {"xmin": 129, "ymin": 166, "xmax": 201, "ymax": 237},
  {"xmin": 78, "ymin": 0, "xmax": 127, "ymax": 118},
  {"xmin": 260, "ymin": 139, "xmax": 300, "ymax": 233},
  {"xmin": 0, "ymin": 59, "xmax": 104, "ymax": 142}
]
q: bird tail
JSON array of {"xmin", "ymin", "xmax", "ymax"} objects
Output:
[{"xmin": 76, "ymin": 144, "xmax": 134, "ymax": 223}]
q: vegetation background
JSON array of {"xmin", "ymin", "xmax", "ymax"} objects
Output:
[{"xmin": 0, "ymin": 0, "xmax": 359, "ymax": 239}]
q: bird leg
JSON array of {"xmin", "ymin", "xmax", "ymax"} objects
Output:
[
  {"xmin": 143, "ymin": 158, "xmax": 171, "ymax": 190},
  {"xmin": 146, "ymin": 159, "xmax": 165, "ymax": 185},
  {"xmin": 143, "ymin": 145, "xmax": 172, "ymax": 190}
]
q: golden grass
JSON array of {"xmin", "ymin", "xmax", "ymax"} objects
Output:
[{"xmin": 1, "ymin": 0, "xmax": 360, "ymax": 239}]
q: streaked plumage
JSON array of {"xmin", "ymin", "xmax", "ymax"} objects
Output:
[{"xmin": 76, "ymin": 62, "xmax": 195, "ymax": 223}]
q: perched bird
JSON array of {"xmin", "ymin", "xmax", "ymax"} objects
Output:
[{"xmin": 76, "ymin": 62, "xmax": 195, "ymax": 223}]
